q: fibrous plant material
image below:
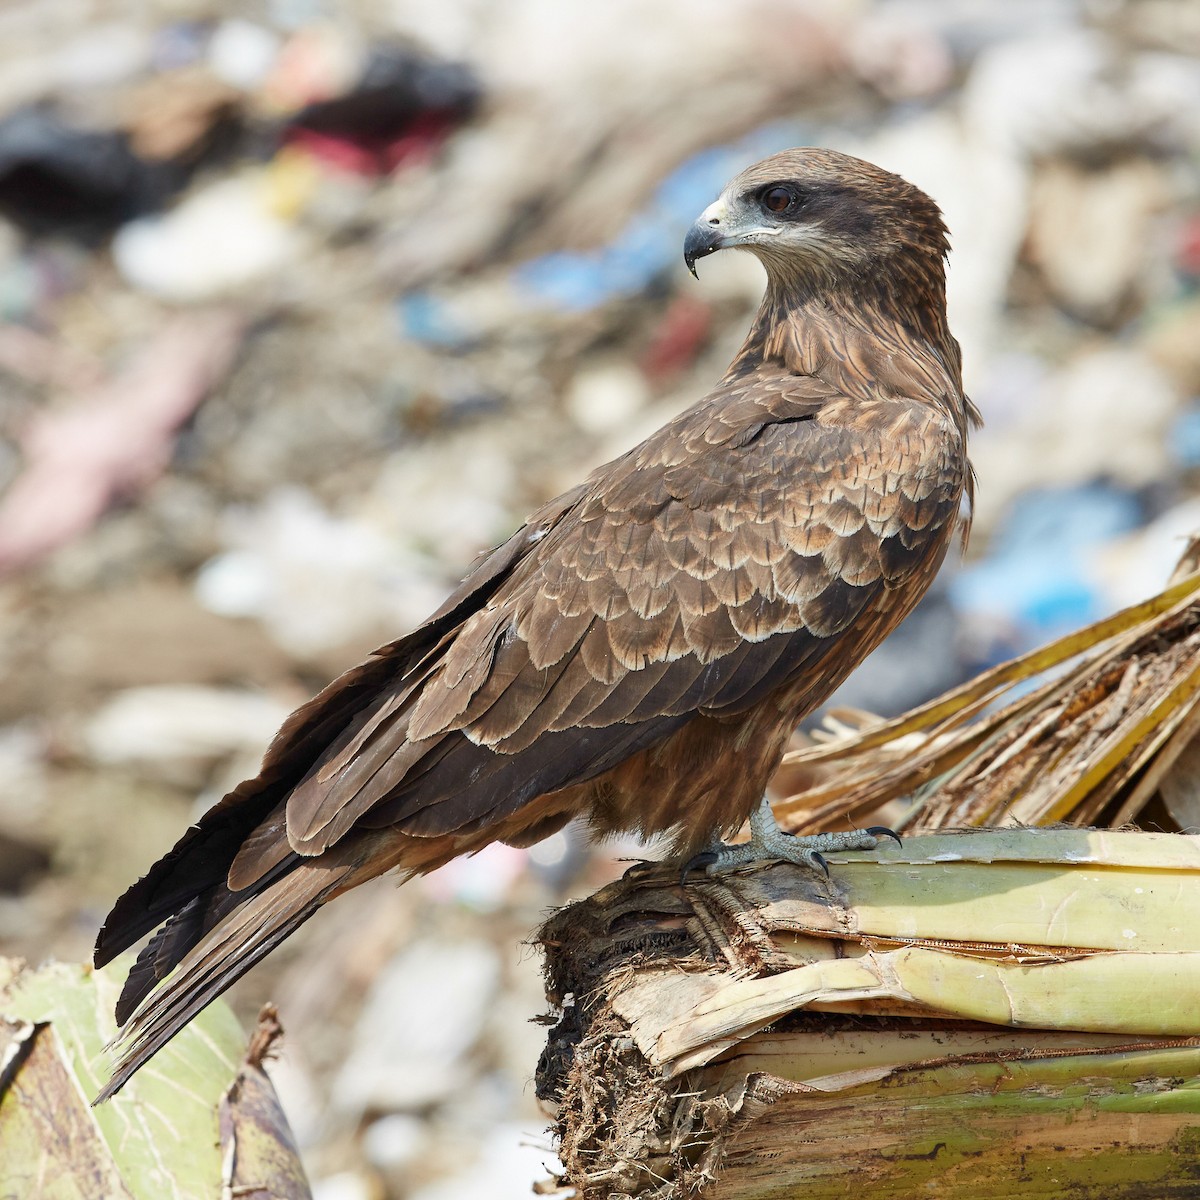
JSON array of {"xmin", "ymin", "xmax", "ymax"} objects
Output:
[
  {"xmin": 774, "ymin": 548, "xmax": 1200, "ymax": 837},
  {"xmin": 537, "ymin": 829, "xmax": 1200, "ymax": 1198}
]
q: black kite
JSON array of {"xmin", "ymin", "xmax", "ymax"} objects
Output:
[{"xmin": 94, "ymin": 148, "xmax": 976, "ymax": 1099}]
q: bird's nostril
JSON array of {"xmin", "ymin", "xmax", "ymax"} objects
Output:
[{"xmin": 707, "ymin": 217, "xmax": 720, "ymax": 226}]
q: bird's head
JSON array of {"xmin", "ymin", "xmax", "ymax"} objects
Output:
[{"xmin": 684, "ymin": 147, "xmax": 948, "ymax": 291}]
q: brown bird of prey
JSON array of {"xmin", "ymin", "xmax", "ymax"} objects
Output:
[{"xmin": 94, "ymin": 147, "xmax": 975, "ymax": 1100}]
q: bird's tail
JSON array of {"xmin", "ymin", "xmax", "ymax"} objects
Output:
[{"xmin": 95, "ymin": 835, "xmax": 392, "ymax": 1104}]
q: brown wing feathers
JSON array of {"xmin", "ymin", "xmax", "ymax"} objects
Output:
[
  {"xmin": 95, "ymin": 383, "xmax": 962, "ymax": 1097},
  {"xmin": 92, "ymin": 485, "xmax": 588, "ymax": 967},
  {"xmin": 94, "ymin": 148, "xmax": 972, "ymax": 1100}
]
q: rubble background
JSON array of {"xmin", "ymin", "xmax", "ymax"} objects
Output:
[{"xmin": 0, "ymin": 1, "xmax": 1198, "ymax": 1196}]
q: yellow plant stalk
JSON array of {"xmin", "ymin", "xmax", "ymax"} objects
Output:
[{"xmin": 774, "ymin": 560, "xmax": 1200, "ymax": 835}]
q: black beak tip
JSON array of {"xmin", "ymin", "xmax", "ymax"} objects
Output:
[{"xmin": 683, "ymin": 223, "xmax": 722, "ymax": 280}]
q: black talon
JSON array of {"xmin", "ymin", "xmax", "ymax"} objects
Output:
[
  {"xmin": 810, "ymin": 852, "xmax": 831, "ymax": 878},
  {"xmin": 680, "ymin": 851, "xmax": 719, "ymax": 885},
  {"xmin": 866, "ymin": 825, "xmax": 902, "ymax": 847}
]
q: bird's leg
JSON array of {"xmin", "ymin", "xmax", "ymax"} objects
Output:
[{"xmin": 680, "ymin": 796, "xmax": 900, "ymax": 882}]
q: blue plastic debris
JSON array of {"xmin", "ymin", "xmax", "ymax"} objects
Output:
[
  {"xmin": 395, "ymin": 291, "xmax": 476, "ymax": 349},
  {"xmin": 1170, "ymin": 403, "xmax": 1200, "ymax": 469},
  {"xmin": 950, "ymin": 481, "xmax": 1144, "ymax": 642}
]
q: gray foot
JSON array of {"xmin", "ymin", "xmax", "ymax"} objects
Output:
[{"xmin": 681, "ymin": 796, "xmax": 900, "ymax": 881}]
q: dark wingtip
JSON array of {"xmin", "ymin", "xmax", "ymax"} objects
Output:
[{"xmin": 93, "ymin": 878, "xmax": 148, "ymax": 969}]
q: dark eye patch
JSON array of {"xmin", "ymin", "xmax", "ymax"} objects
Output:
[
  {"xmin": 801, "ymin": 185, "xmax": 876, "ymax": 238},
  {"xmin": 751, "ymin": 182, "xmax": 878, "ymax": 240}
]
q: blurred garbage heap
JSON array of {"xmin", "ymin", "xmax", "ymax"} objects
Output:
[{"xmin": 0, "ymin": 1, "xmax": 1198, "ymax": 1197}]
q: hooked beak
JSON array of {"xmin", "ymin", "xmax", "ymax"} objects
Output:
[{"xmin": 683, "ymin": 199, "xmax": 729, "ymax": 278}]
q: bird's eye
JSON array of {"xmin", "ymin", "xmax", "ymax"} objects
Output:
[{"xmin": 761, "ymin": 185, "xmax": 800, "ymax": 215}]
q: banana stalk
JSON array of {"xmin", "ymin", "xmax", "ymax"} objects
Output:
[{"xmin": 537, "ymin": 829, "xmax": 1200, "ymax": 1198}]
